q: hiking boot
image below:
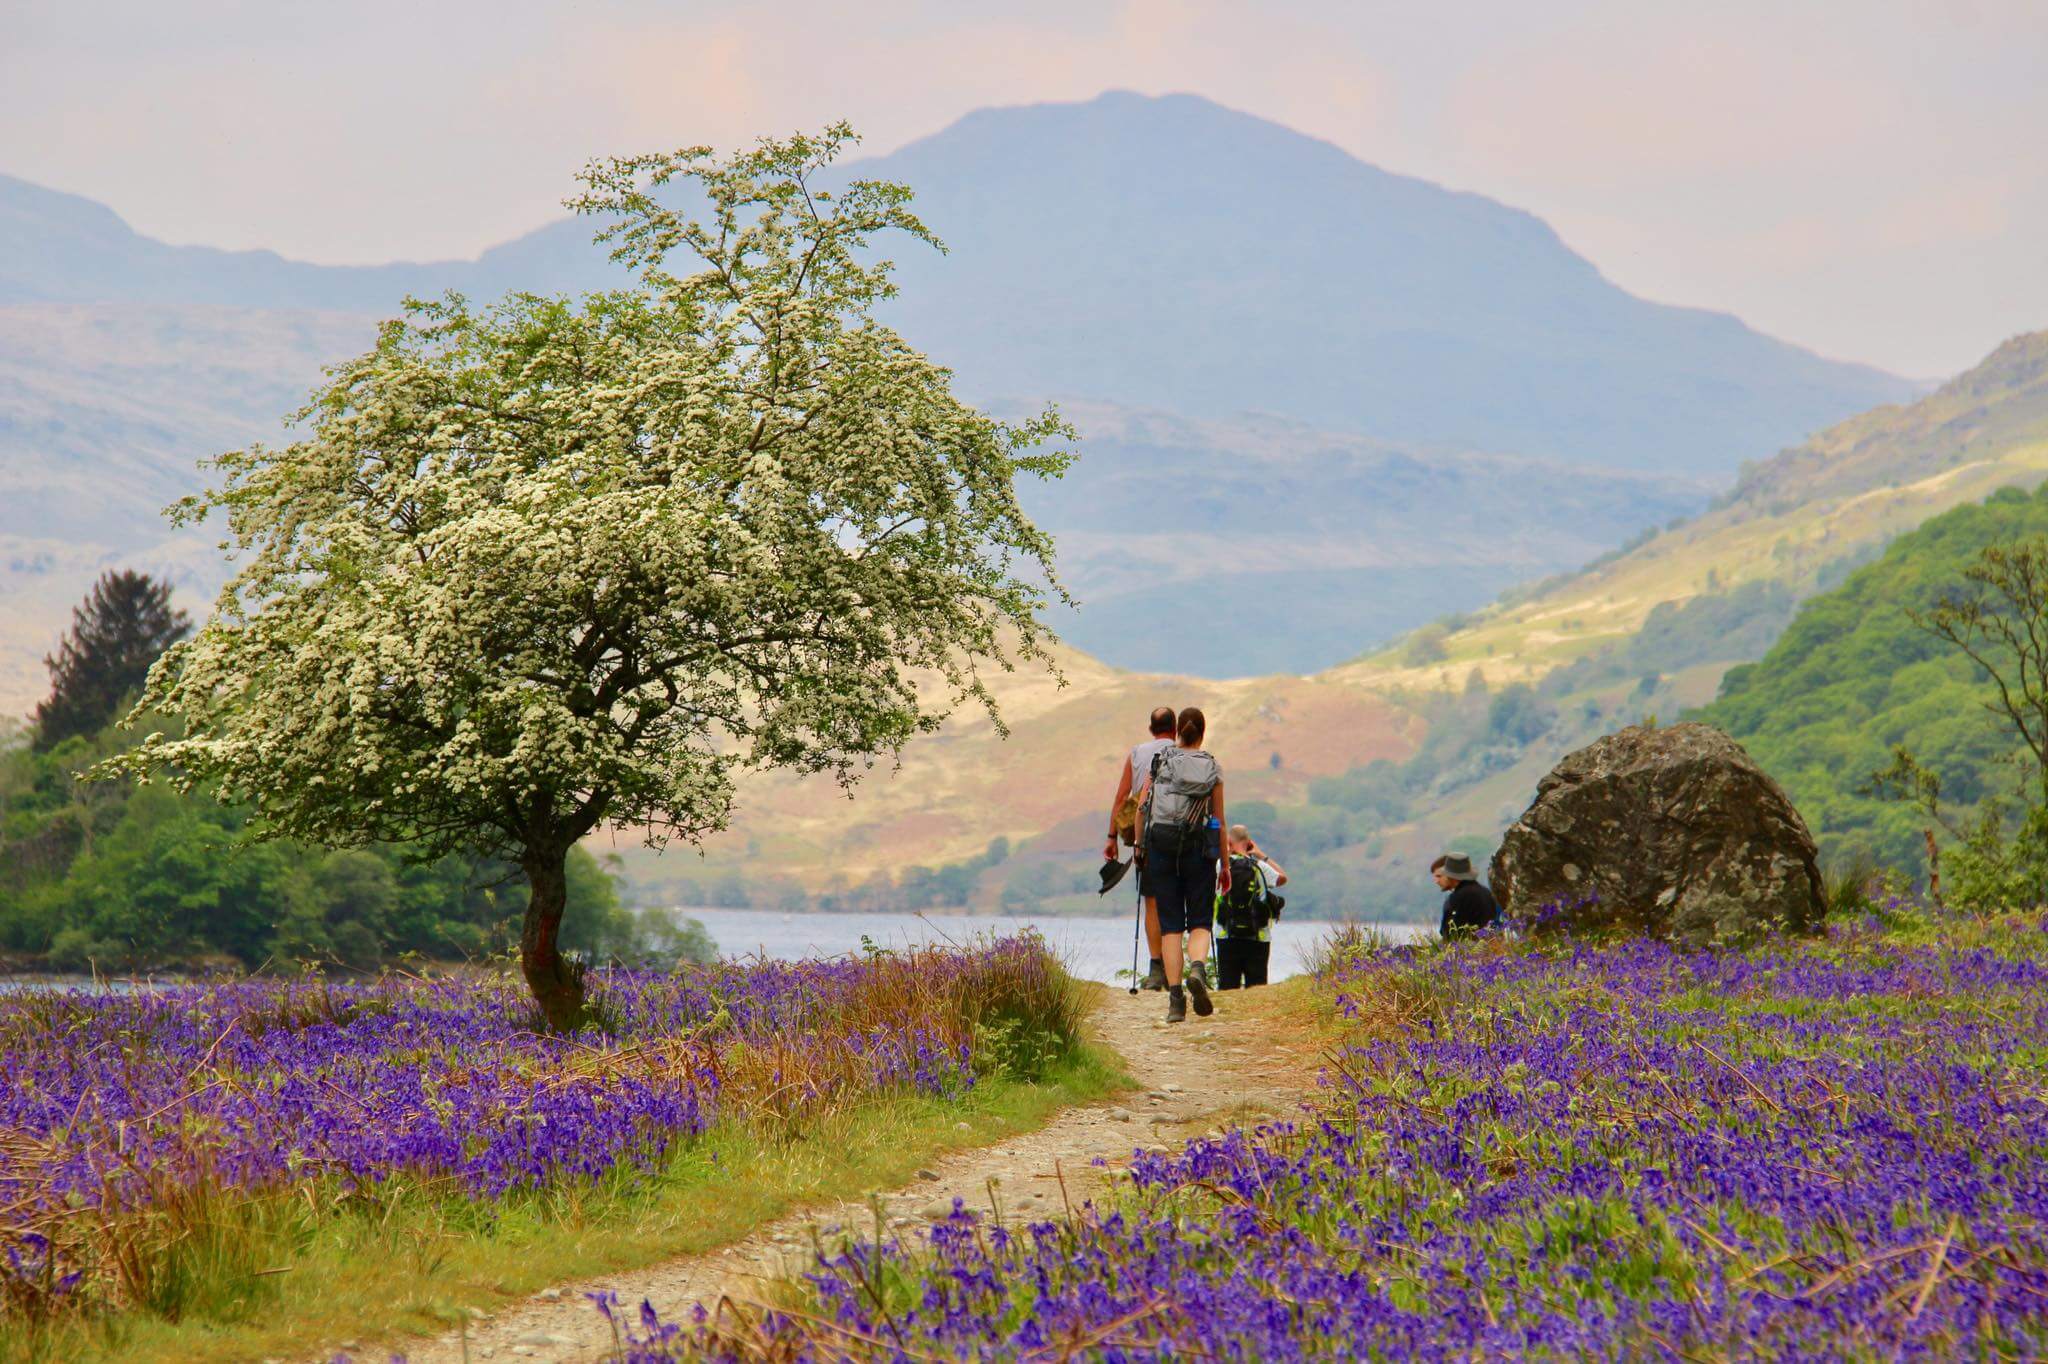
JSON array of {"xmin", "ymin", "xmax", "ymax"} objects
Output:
[
  {"xmin": 1186, "ymin": 968, "xmax": 1214, "ymax": 1018},
  {"xmin": 1165, "ymin": 985, "xmax": 1187, "ymax": 1023},
  {"xmin": 1139, "ymin": 959, "xmax": 1167, "ymax": 991}
]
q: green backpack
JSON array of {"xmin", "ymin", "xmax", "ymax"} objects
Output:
[{"xmin": 1218, "ymin": 855, "xmax": 1270, "ymax": 936}]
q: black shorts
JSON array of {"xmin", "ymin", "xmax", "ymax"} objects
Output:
[
  {"xmin": 1144, "ymin": 828, "xmax": 1214, "ymax": 936},
  {"xmin": 1216, "ymin": 936, "xmax": 1270, "ymax": 989}
]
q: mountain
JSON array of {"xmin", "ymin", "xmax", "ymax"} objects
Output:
[
  {"xmin": 1229, "ymin": 331, "xmax": 2048, "ymax": 916},
  {"xmin": 0, "ymin": 175, "xmax": 611, "ymax": 312},
  {"xmin": 862, "ymin": 94, "xmax": 1914, "ymax": 474},
  {"xmin": 2, "ymin": 92, "xmax": 1911, "ymax": 475},
  {"xmin": 1332, "ymin": 331, "xmax": 2048, "ymax": 694},
  {"xmin": 1026, "ymin": 403, "xmax": 1703, "ymax": 676},
  {"xmin": 0, "ymin": 308, "xmax": 1701, "ymax": 708},
  {"xmin": 0, "ymin": 303, "xmax": 375, "ymax": 710},
  {"xmin": 0, "ymin": 92, "xmax": 1918, "ymax": 720}
]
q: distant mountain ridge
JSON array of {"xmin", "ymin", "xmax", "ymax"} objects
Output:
[
  {"xmin": 1333, "ymin": 330, "xmax": 2048, "ymax": 694},
  {"xmin": 1032, "ymin": 403, "xmax": 1703, "ymax": 675},
  {"xmin": 1, "ymin": 91, "xmax": 1912, "ymax": 475}
]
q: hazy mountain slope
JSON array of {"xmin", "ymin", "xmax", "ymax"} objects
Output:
[
  {"xmin": 0, "ymin": 175, "xmax": 611, "ymax": 311},
  {"xmin": 1331, "ymin": 331, "xmax": 2048, "ymax": 694},
  {"xmin": 1029, "ymin": 403, "xmax": 1704, "ymax": 676},
  {"xmin": 1, "ymin": 92, "xmax": 1911, "ymax": 475},
  {"xmin": 0, "ymin": 334, "xmax": 1702, "ymax": 707},
  {"xmin": 0, "ymin": 303, "xmax": 374, "ymax": 710},
  {"xmin": 861, "ymin": 93, "xmax": 1913, "ymax": 474}
]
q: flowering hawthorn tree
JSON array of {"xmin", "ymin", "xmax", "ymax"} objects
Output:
[{"xmin": 104, "ymin": 126, "xmax": 1072, "ymax": 1029}]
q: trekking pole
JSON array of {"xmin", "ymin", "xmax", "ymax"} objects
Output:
[{"xmin": 1128, "ymin": 877, "xmax": 1142, "ymax": 995}]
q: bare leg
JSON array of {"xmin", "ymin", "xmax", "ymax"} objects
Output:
[
  {"xmin": 1162, "ymin": 931, "xmax": 1184, "ymax": 986},
  {"xmin": 1187, "ymin": 926, "xmax": 1213, "ymax": 974},
  {"xmin": 1144, "ymin": 897, "xmax": 1163, "ymax": 960}
]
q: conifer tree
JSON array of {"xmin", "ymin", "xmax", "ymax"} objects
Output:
[{"xmin": 34, "ymin": 570, "xmax": 191, "ymax": 751}]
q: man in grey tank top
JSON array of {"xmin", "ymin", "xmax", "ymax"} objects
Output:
[{"xmin": 1106, "ymin": 706, "xmax": 1178, "ymax": 990}]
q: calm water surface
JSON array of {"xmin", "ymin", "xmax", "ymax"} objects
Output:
[
  {"xmin": 679, "ymin": 909, "xmax": 1428, "ymax": 984},
  {"xmin": 0, "ymin": 912, "xmax": 1429, "ymax": 993}
]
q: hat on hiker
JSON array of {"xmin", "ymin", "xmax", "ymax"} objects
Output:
[
  {"xmin": 1098, "ymin": 855, "xmax": 1132, "ymax": 895},
  {"xmin": 1438, "ymin": 852, "xmax": 1477, "ymax": 882}
]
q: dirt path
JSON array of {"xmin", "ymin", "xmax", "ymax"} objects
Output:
[{"xmin": 389, "ymin": 983, "xmax": 1322, "ymax": 1363}]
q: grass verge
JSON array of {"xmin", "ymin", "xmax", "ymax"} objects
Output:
[
  {"xmin": 2, "ymin": 942, "xmax": 1124, "ymax": 1364},
  {"xmin": 6, "ymin": 1034, "xmax": 1123, "ymax": 1364}
]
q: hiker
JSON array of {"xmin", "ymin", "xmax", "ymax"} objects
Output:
[
  {"xmin": 1215, "ymin": 825, "xmax": 1286, "ymax": 989},
  {"xmin": 1432, "ymin": 852, "xmax": 1501, "ymax": 940},
  {"xmin": 1142, "ymin": 706, "xmax": 1227, "ymax": 1023},
  {"xmin": 1106, "ymin": 705, "xmax": 1179, "ymax": 990}
]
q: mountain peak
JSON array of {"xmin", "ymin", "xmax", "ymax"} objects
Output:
[{"xmin": 0, "ymin": 95, "xmax": 1913, "ymax": 472}]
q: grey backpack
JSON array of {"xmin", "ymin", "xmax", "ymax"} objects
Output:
[{"xmin": 1145, "ymin": 747, "xmax": 1220, "ymax": 834}]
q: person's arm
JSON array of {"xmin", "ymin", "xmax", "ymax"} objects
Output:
[
  {"xmin": 1212, "ymin": 777, "xmax": 1230, "ymax": 893},
  {"xmin": 1251, "ymin": 847, "xmax": 1287, "ymax": 885},
  {"xmin": 1439, "ymin": 892, "xmax": 1452, "ymax": 940},
  {"xmin": 1105, "ymin": 754, "xmax": 1133, "ymax": 861}
]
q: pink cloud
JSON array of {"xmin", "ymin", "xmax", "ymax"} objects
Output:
[{"xmin": 1448, "ymin": 22, "xmax": 1896, "ymax": 185}]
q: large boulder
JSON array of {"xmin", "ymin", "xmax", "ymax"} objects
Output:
[{"xmin": 1490, "ymin": 722, "xmax": 1824, "ymax": 944}]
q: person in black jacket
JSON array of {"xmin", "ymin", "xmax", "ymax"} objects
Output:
[{"xmin": 1432, "ymin": 853, "xmax": 1500, "ymax": 940}]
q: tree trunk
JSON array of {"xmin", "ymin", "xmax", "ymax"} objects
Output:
[{"xmin": 520, "ymin": 845, "xmax": 585, "ymax": 1031}]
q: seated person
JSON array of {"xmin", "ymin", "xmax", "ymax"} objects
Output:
[{"xmin": 1431, "ymin": 852, "xmax": 1500, "ymax": 941}]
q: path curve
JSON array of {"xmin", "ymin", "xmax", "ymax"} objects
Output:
[{"xmin": 380, "ymin": 984, "xmax": 1321, "ymax": 1363}]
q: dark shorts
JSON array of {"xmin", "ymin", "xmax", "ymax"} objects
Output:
[
  {"xmin": 1144, "ymin": 828, "xmax": 1214, "ymax": 936},
  {"xmin": 1216, "ymin": 937, "xmax": 1270, "ymax": 989}
]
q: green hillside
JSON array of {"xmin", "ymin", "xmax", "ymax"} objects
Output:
[{"xmin": 1699, "ymin": 483, "xmax": 2048, "ymax": 869}]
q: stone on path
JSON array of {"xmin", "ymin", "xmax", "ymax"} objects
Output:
[{"xmin": 1491, "ymin": 721, "xmax": 1825, "ymax": 944}]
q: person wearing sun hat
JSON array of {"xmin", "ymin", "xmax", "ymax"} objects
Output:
[{"xmin": 1431, "ymin": 851, "xmax": 1501, "ymax": 941}]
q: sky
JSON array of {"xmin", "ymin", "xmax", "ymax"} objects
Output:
[{"xmin": 3, "ymin": 0, "xmax": 2044, "ymax": 379}]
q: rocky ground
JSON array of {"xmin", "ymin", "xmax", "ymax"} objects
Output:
[{"xmin": 378, "ymin": 981, "xmax": 1322, "ymax": 1363}]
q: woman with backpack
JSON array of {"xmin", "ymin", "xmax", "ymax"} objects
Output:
[{"xmin": 1139, "ymin": 706, "xmax": 1228, "ymax": 1023}]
